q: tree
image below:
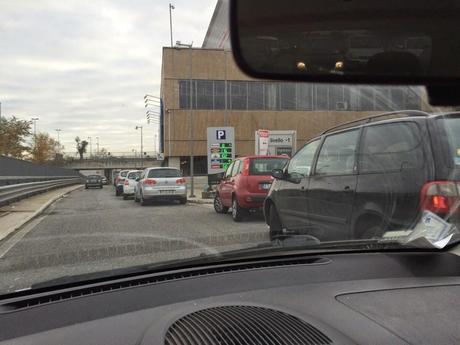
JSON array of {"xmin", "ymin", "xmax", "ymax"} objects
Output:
[
  {"xmin": 30, "ymin": 132, "xmax": 59, "ymax": 163},
  {"xmin": 0, "ymin": 116, "xmax": 31, "ymax": 158},
  {"xmin": 75, "ymin": 137, "xmax": 88, "ymax": 160}
]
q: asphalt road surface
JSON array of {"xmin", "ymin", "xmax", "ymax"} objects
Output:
[{"xmin": 0, "ymin": 187, "xmax": 268, "ymax": 293}]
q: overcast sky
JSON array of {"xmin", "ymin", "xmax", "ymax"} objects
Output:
[{"xmin": 0, "ymin": 0, "xmax": 216, "ymax": 155}]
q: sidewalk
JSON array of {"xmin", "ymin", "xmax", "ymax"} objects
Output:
[
  {"xmin": 0, "ymin": 184, "xmax": 83, "ymax": 242},
  {"xmin": 187, "ymin": 192, "xmax": 214, "ymax": 205}
]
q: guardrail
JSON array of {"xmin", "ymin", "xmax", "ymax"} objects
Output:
[{"xmin": 0, "ymin": 178, "xmax": 82, "ymax": 207}]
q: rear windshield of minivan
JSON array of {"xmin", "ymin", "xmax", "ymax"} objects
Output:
[
  {"xmin": 120, "ymin": 171, "xmax": 128, "ymax": 177},
  {"xmin": 128, "ymin": 172, "xmax": 140, "ymax": 179},
  {"xmin": 148, "ymin": 169, "xmax": 181, "ymax": 178},
  {"xmin": 249, "ymin": 158, "xmax": 288, "ymax": 176},
  {"xmin": 442, "ymin": 117, "xmax": 460, "ymax": 166}
]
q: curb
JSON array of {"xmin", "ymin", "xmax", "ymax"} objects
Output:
[
  {"xmin": 0, "ymin": 184, "xmax": 84, "ymax": 243},
  {"xmin": 187, "ymin": 198, "xmax": 214, "ymax": 205}
]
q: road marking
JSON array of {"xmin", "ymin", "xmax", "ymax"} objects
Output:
[{"xmin": 0, "ymin": 215, "xmax": 46, "ymax": 259}]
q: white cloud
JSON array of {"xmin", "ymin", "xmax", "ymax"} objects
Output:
[{"xmin": 0, "ymin": 0, "xmax": 217, "ymax": 153}]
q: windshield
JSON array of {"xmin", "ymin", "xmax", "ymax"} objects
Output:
[
  {"xmin": 0, "ymin": 1, "xmax": 458, "ymax": 295},
  {"xmin": 148, "ymin": 169, "xmax": 181, "ymax": 178},
  {"xmin": 128, "ymin": 172, "xmax": 140, "ymax": 179},
  {"xmin": 249, "ymin": 158, "xmax": 288, "ymax": 175}
]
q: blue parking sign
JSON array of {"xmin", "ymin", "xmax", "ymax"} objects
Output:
[{"xmin": 216, "ymin": 130, "xmax": 226, "ymax": 140}]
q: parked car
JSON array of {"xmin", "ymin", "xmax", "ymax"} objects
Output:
[
  {"xmin": 122, "ymin": 170, "xmax": 142, "ymax": 200},
  {"xmin": 134, "ymin": 167, "xmax": 187, "ymax": 206},
  {"xmin": 214, "ymin": 155, "xmax": 289, "ymax": 222},
  {"xmin": 265, "ymin": 112, "xmax": 460, "ymax": 241},
  {"xmin": 101, "ymin": 176, "xmax": 108, "ymax": 185},
  {"xmin": 85, "ymin": 175, "xmax": 103, "ymax": 189},
  {"xmin": 115, "ymin": 170, "xmax": 130, "ymax": 196}
]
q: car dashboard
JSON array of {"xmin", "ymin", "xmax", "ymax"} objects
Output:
[{"xmin": 0, "ymin": 251, "xmax": 459, "ymax": 345}]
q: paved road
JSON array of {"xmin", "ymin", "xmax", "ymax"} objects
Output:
[{"xmin": 0, "ymin": 187, "xmax": 268, "ymax": 293}]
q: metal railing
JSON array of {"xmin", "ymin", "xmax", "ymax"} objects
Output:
[{"xmin": 0, "ymin": 178, "xmax": 82, "ymax": 207}]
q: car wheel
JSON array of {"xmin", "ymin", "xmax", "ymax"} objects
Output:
[
  {"xmin": 214, "ymin": 194, "xmax": 229, "ymax": 214},
  {"xmin": 134, "ymin": 193, "xmax": 140, "ymax": 202},
  {"xmin": 231, "ymin": 197, "xmax": 247, "ymax": 222},
  {"xmin": 269, "ymin": 204, "xmax": 283, "ymax": 241},
  {"xmin": 123, "ymin": 195, "xmax": 128, "ymax": 200}
]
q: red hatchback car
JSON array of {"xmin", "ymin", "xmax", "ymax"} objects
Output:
[{"xmin": 214, "ymin": 155, "xmax": 289, "ymax": 221}]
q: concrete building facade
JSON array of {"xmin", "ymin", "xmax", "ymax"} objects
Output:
[{"xmin": 160, "ymin": 0, "xmax": 425, "ymax": 175}]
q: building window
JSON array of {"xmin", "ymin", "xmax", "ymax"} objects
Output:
[
  {"xmin": 177, "ymin": 79, "xmax": 423, "ymax": 112},
  {"xmin": 280, "ymin": 83, "xmax": 296, "ymax": 110},
  {"xmin": 179, "ymin": 80, "xmax": 190, "ymax": 109},
  {"xmin": 230, "ymin": 81, "xmax": 247, "ymax": 110},
  {"xmin": 196, "ymin": 80, "xmax": 213, "ymax": 109},
  {"xmin": 214, "ymin": 80, "xmax": 226, "ymax": 109},
  {"xmin": 248, "ymin": 82, "xmax": 265, "ymax": 110}
]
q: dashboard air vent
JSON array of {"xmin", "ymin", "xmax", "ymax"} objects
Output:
[{"xmin": 164, "ymin": 305, "xmax": 332, "ymax": 345}]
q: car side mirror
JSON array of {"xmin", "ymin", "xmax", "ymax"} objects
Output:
[{"xmin": 271, "ymin": 169, "xmax": 285, "ymax": 180}]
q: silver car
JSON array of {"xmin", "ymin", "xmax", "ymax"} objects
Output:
[{"xmin": 134, "ymin": 167, "xmax": 187, "ymax": 206}]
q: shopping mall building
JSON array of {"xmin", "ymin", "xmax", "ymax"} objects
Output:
[{"xmin": 160, "ymin": 0, "xmax": 425, "ymax": 175}]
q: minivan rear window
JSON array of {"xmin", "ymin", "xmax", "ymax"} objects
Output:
[
  {"xmin": 442, "ymin": 117, "xmax": 460, "ymax": 166},
  {"xmin": 128, "ymin": 172, "xmax": 140, "ymax": 179},
  {"xmin": 120, "ymin": 171, "xmax": 128, "ymax": 177},
  {"xmin": 249, "ymin": 158, "xmax": 288, "ymax": 176},
  {"xmin": 360, "ymin": 122, "xmax": 423, "ymax": 172},
  {"xmin": 148, "ymin": 169, "xmax": 181, "ymax": 178}
]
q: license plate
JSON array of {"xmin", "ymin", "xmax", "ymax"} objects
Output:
[
  {"xmin": 261, "ymin": 183, "xmax": 271, "ymax": 190},
  {"xmin": 160, "ymin": 190, "xmax": 174, "ymax": 195}
]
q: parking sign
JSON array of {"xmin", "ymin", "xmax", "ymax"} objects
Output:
[{"xmin": 207, "ymin": 127, "xmax": 235, "ymax": 174}]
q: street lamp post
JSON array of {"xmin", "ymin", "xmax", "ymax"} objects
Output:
[
  {"xmin": 96, "ymin": 137, "xmax": 99, "ymax": 156},
  {"xmin": 145, "ymin": 94, "xmax": 162, "ymax": 163},
  {"xmin": 87, "ymin": 136, "xmax": 92, "ymax": 158},
  {"xmin": 135, "ymin": 126, "xmax": 143, "ymax": 168},
  {"xmin": 169, "ymin": 4, "xmax": 175, "ymax": 48},
  {"xmin": 55, "ymin": 129, "xmax": 62, "ymax": 154},
  {"xmin": 175, "ymin": 41, "xmax": 195, "ymax": 197},
  {"xmin": 31, "ymin": 117, "xmax": 39, "ymax": 137}
]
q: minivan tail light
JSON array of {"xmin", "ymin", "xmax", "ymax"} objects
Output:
[
  {"xmin": 420, "ymin": 181, "xmax": 460, "ymax": 215},
  {"xmin": 143, "ymin": 179, "xmax": 157, "ymax": 185},
  {"xmin": 241, "ymin": 159, "xmax": 250, "ymax": 176},
  {"xmin": 176, "ymin": 178, "xmax": 186, "ymax": 184}
]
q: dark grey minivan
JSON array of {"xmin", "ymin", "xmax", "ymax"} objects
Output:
[{"xmin": 265, "ymin": 111, "xmax": 460, "ymax": 241}]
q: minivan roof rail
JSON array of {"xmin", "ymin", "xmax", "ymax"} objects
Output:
[{"xmin": 320, "ymin": 110, "xmax": 430, "ymax": 135}]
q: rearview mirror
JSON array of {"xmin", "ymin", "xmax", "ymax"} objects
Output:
[
  {"xmin": 230, "ymin": 0, "xmax": 460, "ymax": 104},
  {"xmin": 271, "ymin": 169, "xmax": 285, "ymax": 180}
]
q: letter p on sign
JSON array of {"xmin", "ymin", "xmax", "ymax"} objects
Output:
[{"xmin": 216, "ymin": 130, "xmax": 226, "ymax": 140}]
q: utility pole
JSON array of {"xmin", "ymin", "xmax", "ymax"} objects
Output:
[
  {"xmin": 87, "ymin": 136, "xmax": 92, "ymax": 158},
  {"xmin": 136, "ymin": 126, "xmax": 143, "ymax": 168},
  {"xmin": 96, "ymin": 136, "xmax": 99, "ymax": 156},
  {"xmin": 31, "ymin": 118, "xmax": 39, "ymax": 152},
  {"xmin": 169, "ymin": 4, "xmax": 175, "ymax": 47},
  {"xmin": 55, "ymin": 129, "xmax": 62, "ymax": 153}
]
